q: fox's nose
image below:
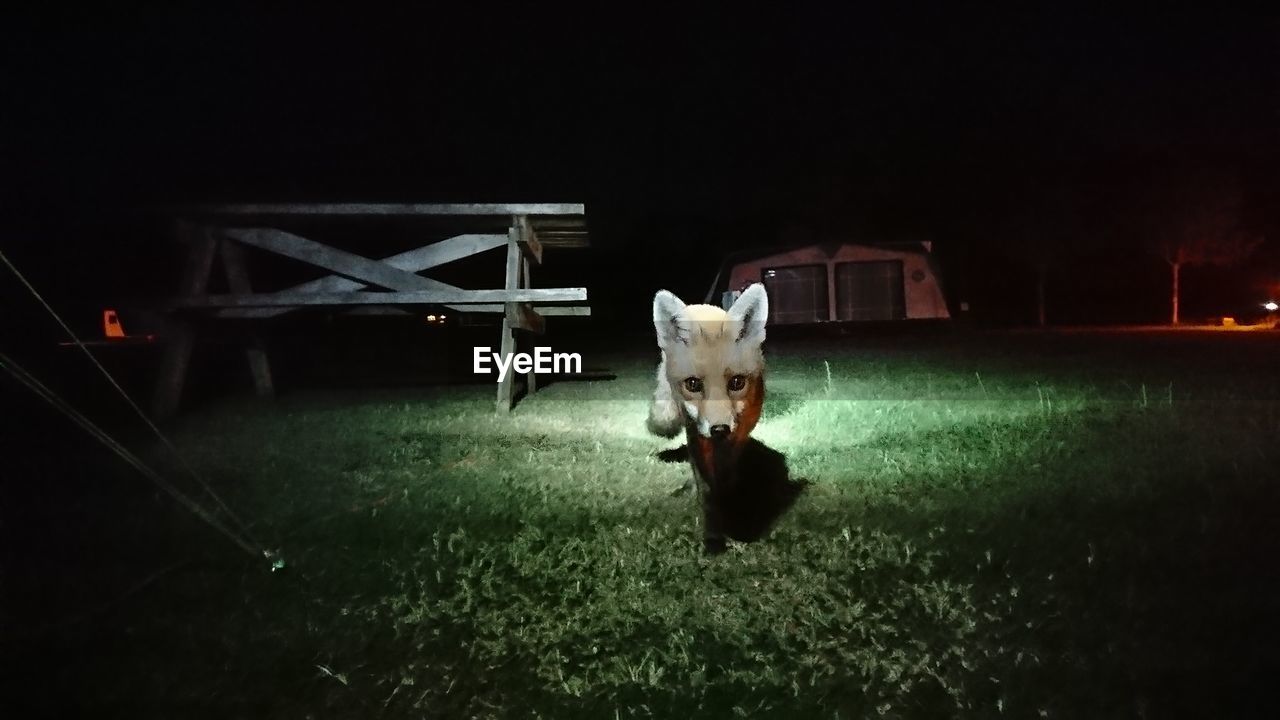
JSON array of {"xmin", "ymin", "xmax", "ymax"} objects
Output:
[{"xmin": 709, "ymin": 424, "xmax": 731, "ymax": 439}]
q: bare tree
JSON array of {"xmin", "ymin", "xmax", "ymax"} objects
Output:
[{"xmin": 1148, "ymin": 178, "xmax": 1261, "ymax": 324}]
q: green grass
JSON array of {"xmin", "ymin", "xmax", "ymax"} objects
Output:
[{"xmin": 12, "ymin": 331, "xmax": 1280, "ymax": 718}]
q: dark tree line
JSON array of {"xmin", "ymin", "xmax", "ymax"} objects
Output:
[{"xmin": 998, "ymin": 169, "xmax": 1264, "ymax": 326}]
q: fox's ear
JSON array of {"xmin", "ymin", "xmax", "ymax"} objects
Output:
[
  {"xmin": 728, "ymin": 283, "xmax": 768, "ymax": 345},
  {"xmin": 653, "ymin": 289, "xmax": 688, "ymax": 347}
]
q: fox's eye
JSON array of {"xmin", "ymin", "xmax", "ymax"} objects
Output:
[
  {"xmin": 727, "ymin": 375, "xmax": 747, "ymax": 392},
  {"xmin": 683, "ymin": 377, "xmax": 704, "ymax": 393}
]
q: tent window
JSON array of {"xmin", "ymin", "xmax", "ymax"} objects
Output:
[
  {"xmin": 835, "ymin": 261, "xmax": 905, "ymax": 321},
  {"xmin": 761, "ymin": 264, "xmax": 828, "ymax": 324}
]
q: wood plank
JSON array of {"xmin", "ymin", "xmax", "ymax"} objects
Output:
[
  {"xmin": 218, "ymin": 233, "xmax": 506, "ymax": 318},
  {"xmin": 505, "ymin": 227, "xmax": 522, "ymax": 291},
  {"xmin": 218, "ymin": 238, "xmax": 275, "ymax": 398},
  {"xmin": 537, "ymin": 306, "xmax": 592, "ymax": 316},
  {"xmin": 189, "ymin": 203, "xmax": 584, "ymax": 216},
  {"xmin": 152, "ymin": 222, "xmax": 217, "ymax": 419},
  {"xmin": 496, "ymin": 235, "xmax": 522, "ymax": 414},
  {"xmin": 171, "ymin": 287, "xmax": 588, "ymax": 308},
  {"xmin": 521, "ymin": 252, "xmax": 538, "ymax": 395},
  {"xmin": 418, "ymin": 304, "xmax": 592, "ymax": 315},
  {"xmin": 505, "ymin": 303, "xmax": 546, "ymax": 333},
  {"xmin": 494, "ymin": 319, "xmax": 516, "ymax": 414},
  {"xmin": 504, "ymin": 253, "xmax": 545, "ymax": 335},
  {"xmin": 342, "ymin": 307, "xmax": 411, "ymax": 316},
  {"xmin": 244, "ymin": 337, "xmax": 275, "ymax": 397},
  {"xmin": 152, "ymin": 326, "xmax": 195, "ymax": 420},
  {"xmin": 525, "ymin": 233, "xmax": 589, "ymax": 249},
  {"xmin": 224, "ymin": 227, "xmax": 440, "ymax": 292},
  {"xmin": 234, "ymin": 303, "xmax": 588, "ymax": 316},
  {"xmin": 516, "ymin": 215, "xmax": 543, "ymax": 265}
]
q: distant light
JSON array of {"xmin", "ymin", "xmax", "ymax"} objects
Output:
[
  {"xmin": 440, "ymin": 314, "xmax": 447, "ymax": 320},
  {"xmin": 1264, "ymin": 301, "xmax": 1278, "ymax": 312},
  {"xmin": 426, "ymin": 314, "xmax": 438, "ymax": 322}
]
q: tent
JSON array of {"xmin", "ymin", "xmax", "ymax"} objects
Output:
[{"xmin": 706, "ymin": 241, "xmax": 950, "ymax": 325}]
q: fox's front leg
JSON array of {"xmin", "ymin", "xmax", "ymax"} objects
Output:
[{"xmin": 693, "ymin": 463, "xmax": 727, "ymax": 555}]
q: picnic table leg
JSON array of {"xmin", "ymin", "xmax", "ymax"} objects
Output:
[
  {"xmin": 495, "ymin": 227, "xmax": 520, "ymax": 414},
  {"xmin": 152, "ymin": 221, "xmax": 216, "ymax": 419},
  {"xmin": 219, "ymin": 236, "xmax": 275, "ymax": 398},
  {"xmin": 523, "ymin": 254, "xmax": 537, "ymax": 396}
]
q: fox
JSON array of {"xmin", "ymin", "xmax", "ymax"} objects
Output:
[{"xmin": 647, "ymin": 283, "xmax": 769, "ymax": 554}]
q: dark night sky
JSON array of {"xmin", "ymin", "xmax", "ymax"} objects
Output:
[{"xmin": 3, "ymin": 6, "xmax": 1279, "ymax": 325}]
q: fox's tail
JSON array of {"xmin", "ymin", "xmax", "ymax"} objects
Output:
[
  {"xmin": 646, "ymin": 358, "xmax": 683, "ymax": 438},
  {"xmin": 646, "ymin": 399, "xmax": 682, "ymax": 438}
]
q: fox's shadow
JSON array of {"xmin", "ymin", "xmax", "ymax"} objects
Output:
[{"xmin": 658, "ymin": 439, "xmax": 809, "ymax": 543}]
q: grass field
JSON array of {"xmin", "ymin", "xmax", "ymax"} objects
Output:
[{"xmin": 6, "ymin": 329, "xmax": 1280, "ymax": 718}]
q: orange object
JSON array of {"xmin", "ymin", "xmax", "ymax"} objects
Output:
[{"xmin": 103, "ymin": 309, "xmax": 125, "ymax": 338}]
